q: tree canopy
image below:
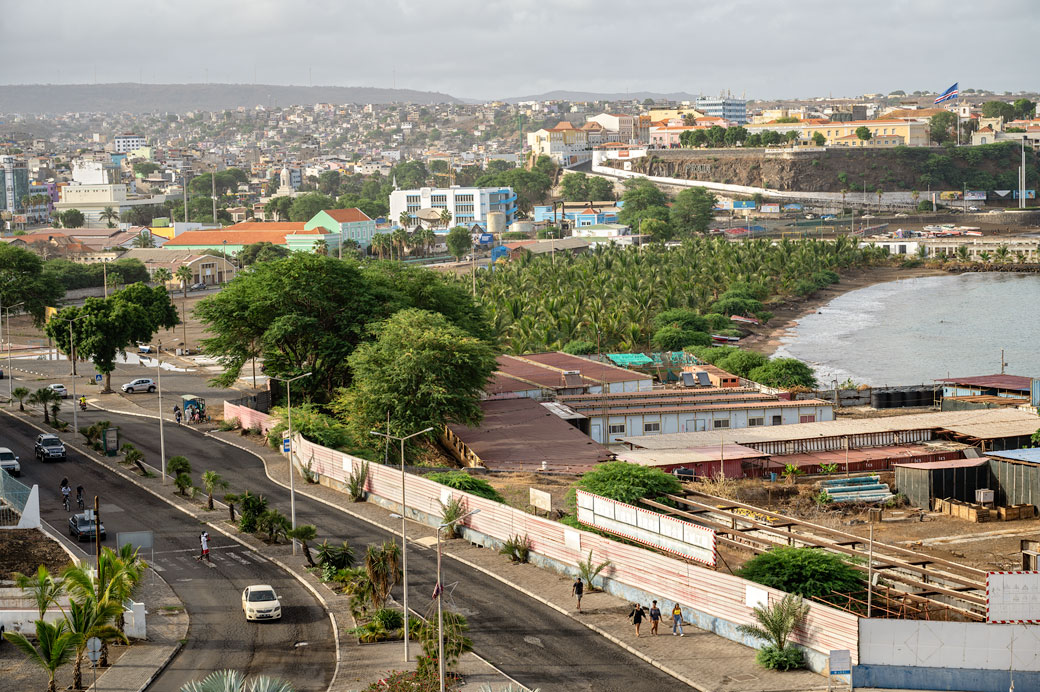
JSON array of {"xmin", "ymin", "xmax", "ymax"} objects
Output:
[
  {"xmin": 237, "ymin": 242, "xmax": 291, "ymax": 266},
  {"xmin": 670, "ymin": 187, "xmax": 717, "ymax": 235},
  {"xmin": 560, "ymin": 172, "xmax": 615, "ymax": 202},
  {"xmin": 333, "ymin": 308, "xmax": 497, "ymax": 439},
  {"xmin": 288, "ymin": 193, "xmax": 336, "ymax": 222},
  {"xmin": 0, "ymin": 244, "xmax": 64, "ymax": 325},
  {"xmin": 445, "ymin": 226, "xmax": 472, "ymax": 261},
  {"xmin": 748, "ymin": 358, "xmax": 817, "ymax": 389},
  {"xmin": 568, "ymin": 461, "xmax": 681, "ymax": 509},
  {"xmin": 929, "ymin": 112, "xmax": 956, "ymax": 145}
]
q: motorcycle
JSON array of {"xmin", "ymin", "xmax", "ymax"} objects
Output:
[{"xmin": 79, "ymin": 399, "xmax": 87, "ymax": 411}]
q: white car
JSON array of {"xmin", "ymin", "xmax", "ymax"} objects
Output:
[
  {"xmin": 0, "ymin": 447, "xmax": 20, "ymax": 477},
  {"xmin": 121, "ymin": 378, "xmax": 156, "ymax": 394},
  {"xmin": 242, "ymin": 585, "xmax": 282, "ymax": 621},
  {"xmin": 48, "ymin": 384, "xmax": 68, "ymax": 398}
]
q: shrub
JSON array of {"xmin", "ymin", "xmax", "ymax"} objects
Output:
[
  {"xmin": 256, "ymin": 508, "xmax": 290, "ymax": 543},
  {"xmin": 737, "ymin": 547, "xmax": 864, "ymax": 602},
  {"xmin": 562, "ymin": 340, "xmax": 596, "ymax": 355},
  {"xmin": 373, "ymin": 607, "xmax": 404, "ymax": 632},
  {"xmin": 569, "ymin": 461, "xmax": 681, "ymax": 510},
  {"xmin": 438, "ymin": 496, "xmax": 468, "ymax": 538},
  {"xmin": 702, "ymin": 313, "xmax": 734, "ymax": 331},
  {"xmin": 680, "ymin": 331, "xmax": 712, "ymax": 348},
  {"xmin": 499, "ymin": 534, "xmax": 532, "ymax": 564},
  {"xmin": 237, "ymin": 490, "xmax": 269, "ymax": 533},
  {"xmin": 756, "ymin": 645, "xmax": 805, "ymax": 671},
  {"xmin": 737, "ymin": 593, "xmax": 810, "ymax": 671},
  {"xmin": 218, "ymin": 417, "xmax": 240, "ymax": 432},
  {"xmin": 716, "ymin": 350, "xmax": 767, "ymax": 378},
  {"xmin": 427, "ymin": 471, "xmax": 505, "ymax": 503},
  {"xmin": 577, "ymin": 550, "xmax": 611, "ymax": 591},
  {"xmin": 317, "ymin": 540, "xmax": 356, "ymax": 581},
  {"xmin": 749, "ymin": 358, "xmax": 817, "ymax": 389},
  {"xmin": 651, "ymin": 308, "xmax": 708, "ymax": 334},
  {"xmin": 265, "ymin": 403, "xmax": 352, "ymax": 451},
  {"xmin": 688, "ymin": 345, "xmax": 737, "ymax": 364},
  {"xmin": 347, "ymin": 459, "xmax": 369, "ymax": 502},
  {"xmin": 819, "ymin": 463, "xmax": 839, "ymax": 475}
]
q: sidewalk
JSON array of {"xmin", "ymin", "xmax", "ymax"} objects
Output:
[{"xmin": 210, "ymin": 429, "xmax": 830, "ymax": 692}]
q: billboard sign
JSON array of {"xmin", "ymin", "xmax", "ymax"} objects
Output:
[
  {"xmin": 939, "ymin": 191, "xmax": 962, "ymax": 201},
  {"xmin": 964, "ymin": 190, "xmax": 987, "ymax": 201},
  {"xmin": 732, "ymin": 200, "xmax": 756, "ymax": 209},
  {"xmin": 987, "ymin": 571, "xmax": 1040, "ymax": 623},
  {"xmin": 576, "ymin": 489, "xmax": 716, "ymax": 566},
  {"xmin": 760, "ymin": 204, "xmax": 781, "ymax": 213},
  {"xmin": 783, "ymin": 203, "xmax": 803, "ymax": 211},
  {"xmin": 478, "ymin": 233, "xmax": 494, "ymax": 245},
  {"xmin": 1013, "ymin": 189, "xmax": 1036, "ymax": 199},
  {"xmin": 713, "ymin": 200, "xmax": 733, "ymax": 210}
]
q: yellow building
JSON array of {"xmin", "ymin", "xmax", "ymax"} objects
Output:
[
  {"xmin": 647, "ymin": 107, "xmax": 705, "ymax": 122},
  {"xmin": 746, "ymin": 119, "xmax": 930, "ymax": 146}
]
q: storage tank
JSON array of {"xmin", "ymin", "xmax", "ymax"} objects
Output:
[
  {"xmin": 891, "ymin": 390, "xmax": 907, "ymax": 408},
  {"xmin": 487, "ymin": 211, "xmax": 506, "ymax": 236},
  {"xmin": 875, "ymin": 391, "xmax": 892, "ymax": 409},
  {"xmin": 510, "ymin": 220, "xmax": 534, "ymax": 236},
  {"xmin": 870, "ymin": 389, "xmax": 883, "ymax": 409}
]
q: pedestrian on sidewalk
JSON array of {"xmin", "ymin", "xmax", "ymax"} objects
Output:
[
  {"xmin": 628, "ymin": 603, "xmax": 647, "ymax": 638},
  {"xmin": 671, "ymin": 603, "xmax": 685, "ymax": 636},
  {"xmin": 175, "ymin": 409, "xmax": 182, "ymax": 424},
  {"xmin": 572, "ymin": 576, "xmax": 584, "ymax": 612},
  {"xmin": 649, "ymin": 600, "xmax": 661, "ymax": 635},
  {"xmin": 198, "ymin": 531, "xmax": 211, "ymax": 563}
]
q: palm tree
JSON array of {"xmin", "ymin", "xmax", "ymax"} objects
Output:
[
  {"xmin": 312, "ymin": 238, "xmax": 328, "ymax": 256},
  {"xmin": 3, "ymin": 620, "xmax": 77, "ymax": 692},
  {"xmin": 956, "ymin": 245, "xmax": 970, "ymax": 262},
  {"xmin": 132, "ymin": 231, "xmax": 154, "ymax": 248},
  {"xmin": 11, "ymin": 386, "xmax": 30, "ymax": 411},
  {"xmin": 153, "ymin": 267, "xmax": 172, "ymax": 287},
  {"xmin": 201, "ymin": 470, "xmax": 228, "ymax": 511},
  {"xmin": 414, "ymin": 227, "xmax": 435, "ymax": 257},
  {"xmin": 286, "ymin": 524, "xmax": 318, "ymax": 567},
  {"xmin": 66, "ymin": 597, "xmax": 127, "ymax": 689},
  {"xmin": 736, "ymin": 593, "xmax": 810, "ymax": 653},
  {"xmin": 62, "ymin": 550, "xmax": 142, "ymax": 666},
  {"xmin": 390, "ymin": 227, "xmax": 407, "ymax": 260},
  {"xmin": 439, "ymin": 208, "xmax": 453, "ymax": 230},
  {"xmin": 99, "ymin": 206, "xmax": 119, "ymax": 228},
  {"xmin": 29, "ymin": 387, "xmax": 60, "ymax": 424},
  {"xmin": 175, "ymin": 265, "xmax": 193, "ymax": 346},
  {"xmin": 371, "ymin": 233, "xmax": 390, "ymax": 260},
  {"xmin": 364, "ymin": 541, "xmax": 401, "ymax": 610},
  {"xmin": 179, "ymin": 669, "xmax": 296, "ymax": 692},
  {"xmin": 14, "ymin": 565, "xmax": 64, "ymax": 619},
  {"xmin": 398, "ymin": 211, "xmax": 412, "ymax": 231}
]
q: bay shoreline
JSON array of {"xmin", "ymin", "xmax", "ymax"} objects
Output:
[{"xmin": 742, "ymin": 265, "xmax": 952, "ymax": 357}]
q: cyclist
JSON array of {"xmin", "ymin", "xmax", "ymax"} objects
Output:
[
  {"xmin": 76, "ymin": 485, "xmax": 85, "ymax": 511},
  {"xmin": 60, "ymin": 478, "xmax": 71, "ymax": 511}
]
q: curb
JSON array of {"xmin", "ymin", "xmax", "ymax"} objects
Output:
[
  {"xmin": 60, "ymin": 401, "xmax": 344, "ymax": 692},
  {"xmin": 1, "ymin": 409, "xmax": 189, "ymax": 692}
]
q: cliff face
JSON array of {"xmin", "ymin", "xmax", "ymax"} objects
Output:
[{"xmin": 608, "ymin": 144, "xmax": 1036, "ymax": 193}]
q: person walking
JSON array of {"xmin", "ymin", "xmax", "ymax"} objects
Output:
[
  {"xmin": 629, "ymin": 603, "xmax": 647, "ymax": 638},
  {"xmin": 649, "ymin": 600, "xmax": 662, "ymax": 636},
  {"xmin": 571, "ymin": 576, "xmax": 584, "ymax": 612},
  {"xmin": 671, "ymin": 603, "xmax": 685, "ymax": 636},
  {"xmin": 175, "ymin": 409, "xmax": 182, "ymax": 424},
  {"xmin": 198, "ymin": 531, "xmax": 211, "ymax": 563}
]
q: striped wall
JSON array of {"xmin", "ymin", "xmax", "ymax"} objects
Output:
[{"xmin": 224, "ymin": 401, "xmax": 859, "ymax": 670}]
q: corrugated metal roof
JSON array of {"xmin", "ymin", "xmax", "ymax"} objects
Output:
[
  {"xmin": 986, "ymin": 448, "xmax": 1040, "ymax": 465},
  {"xmin": 935, "ymin": 374, "xmax": 1032, "ymax": 392},
  {"xmin": 893, "ymin": 458, "xmax": 987, "ymax": 470},
  {"xmin": 619, "ymin": 409, "xmax": 1039, "ymax": 450},
  {"xmin": 619, "ymin": 444, "xmax": 768, "ymax": 467}
]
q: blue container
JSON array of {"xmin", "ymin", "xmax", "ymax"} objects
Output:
[{"xmin": 769, "ymin": 472, "xmax": 778, "ymax": 482}]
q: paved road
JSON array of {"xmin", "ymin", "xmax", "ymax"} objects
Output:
[
  {"xmin": 2, "ymin": 414, "xmax": 335, "ymax": 692},
  {"xmin": 91, "ymin": 409, "xmax": 680, "ymax": 692}
]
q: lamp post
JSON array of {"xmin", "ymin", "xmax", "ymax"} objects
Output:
[
  {"xmin": 65, "ymin": 315, "xmax": 86, "ymax": 434},
  {"xmin": 370, "ymin": 425, "xmax": 434, "ymax": 662},
  {"xmin": 436, "ymin": 508, "xmax": 480, "ymax": 692},
  {"xmin": 222, "ymin": 240, "xmax": 229, "ymax": 283},
  {"xmin": 3, "ymin": 301, "xmax": 23, "ymax": 401},
  {"xmin": 156, "ymin": 341, "xmax": 167, "ymax": 485},
  {"xmin": 271, "ymin": 372, "xmax": 311, "ymax": 555}
]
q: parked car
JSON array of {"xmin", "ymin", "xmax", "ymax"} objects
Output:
[
  {"xmin": 121, "ymin": 378, "xmax": 156, "ymax": 394},
  {"xmin": 968, "ymin": 206, "xmax": 980, "ymax": 212},
  {"xmin": 35, "ymin": 434, "xmax": 67, "ymax": 461},
  {"xmin": 241, "ymin": 585, "xmax": 282, "ymax": 621},
  {"xmin": 68, "ymin": 513, "xmax": 106, "ymax": 542},
  {"xmin": 190, "ymin": 282, "xmax": 207, "ymax": 291},
  {"xmin": 48, "ymin": 383, "xmax": 68, "ymax": 398},
  {"xmin": 0, "ymin": 447, "xmax": 20, "ymax": 477}
]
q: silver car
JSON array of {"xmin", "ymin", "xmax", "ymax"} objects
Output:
[{"xmin": 0, "ymin": 447, "xmax": 20, "ymax": 477}]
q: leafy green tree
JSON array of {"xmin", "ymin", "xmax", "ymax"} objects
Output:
[
  {"xmin": 237, "ymin": 241, "xmax": 290, "ymax": 266},
  {"xmin": 724, "ymin": 126, "xmax": 748, "ymax": 146},
  {"xmin": 981, "ymin": 101, "xmax": 1016, "ymax": 122},
  {"xmin": 652, "ymin": 325, "xmax": 707, "ymax": 351},
  {"xmin": 476, "ymin": 168, "xmax": 552, "ymax": 212},
  {"xmin": 561, "ymin": 172, "xmax": 590, "ymax": 202},
  {"xmin": 3, "ymin": 620, "xmax": 76, "ymax": 692},
  {"xmin": 639, "ymin": 217, "xmax": 674, "ymax": 242},
  {"xmin": 99, "ymin": 206, "xmax": 120, "ymax": 226},
  {"xmin": 66, "ymin": 596, "xmax": 127, "ymax": 689},
  {"xmin": 426, "ymin": 471, "xmax": 505, "ymax": 503},
  {"xmin": 317, "ymin": 170, "xmax": 342, "ymax": 196},
  {"xmin": 58, "ymin": 209, "xmax": 85, "ymax": 228},
  {"xmin": 760, "ymin": 130, "xmax": 782, "ymax": 146},
  {"xmin": 737, "ymin": 546, "xmax": 863, "ymax": 601},
  {"xmin": 446, "ymin": 225, "xmax": 472, "ymax": 261},
  {"xmin": 652, "ymin": 308, "xmax": 708, "ymax": 334},
  {"xmin": 288, "ymin": 193, "xmax": 336, "ymax": 222},
  {"xmin": 110, "ymin": 283, "xmax": 180, "ymax": 346},
  {"xmin": 855, "ymin": 126, "xmax": 872, "ymax": 141},
  {"xmin": 335, "ymin": 194, "xmax": 387, "ymax": 220},
  {"xmin": 264, "ymin": 196, "xmax": 294, "ymax": 222},
  {"xmin": 812, "ymin": 131, "xmax": 826, "ymax": 146},
  {"xmin": 1012, "ymin": 98, "xmax": 1036, "ymax": 120},
  {"xmin": 619, "ymin": 178, "xmax": 668, "ymax": 221},
  {"xmin": 189, "ymin": 170, "xmax": 247, "ymax": 196},
  {"xmin": 390, "ymin": 160, "xmax": 429, "ymax": 189},
  {"xmin": 929, "ymin": 112, "xmax": 956, "ymax": 145},
  {"xmin": 562, "ymin": 340, "xmax": 596, "ymax": 355},
  {"xmin": 670, "ymin": 187, "xmax": 717, "ymax": 235},
  {"xmin": 748, "ymin": 358, "xmax": 817, "ymax": 389},
  {"xmin": 586, "ymin": 176, "xmax": 615, "ymax": 201},
  {"xmin": 133, "ymin": 161, "xmax": 160, "ymax": 177},
  {"xmin": 0, "ymin": 244, "xmax": 64, "ymax": 325},
  {"xmin": 335, "ymin": 308, "xmax": 497, "ymax": 439},
  {"xmin": 569, "ymin": 461, "xmax": 681, "ymax": 509},
  {"xmin": 715, "ymin": 350, "xmax": 767, "ymax": 377}
]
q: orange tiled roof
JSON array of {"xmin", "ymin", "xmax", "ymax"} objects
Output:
[
  {"xmin": 549, "ymin": 121, "xmax": 578, "ymax": 131},
  {"xmin": 322, "ymin": 208, "xmax": 371, "ymax": 223}
]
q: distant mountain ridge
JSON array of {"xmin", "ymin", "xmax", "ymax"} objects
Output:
[
  {"xmin": 0, "ymin": 83, "xmax": 464, "ymax": 113},
  {"xmin": 493, "ymin": 90, "xmax": 703, "ymax": 104}
]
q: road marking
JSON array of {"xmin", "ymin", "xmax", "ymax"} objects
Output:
[
  {"xmin": 151, "ymin": 563, "xmax": 165, "ymax": 572},
  {"xmin": 224, "ymin": 551, "xmax": 251, "ymax": 565}
]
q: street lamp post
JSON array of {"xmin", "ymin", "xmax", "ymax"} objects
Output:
[
  {"xmin": 370, "ymin": 425, "xmax": 434, "ymax": 662},
  {"xmin": 222, "ymin": 240, "xmax": 229, "ymax": 283},
  {"xmin": 156, "ymin": 342, "xmax": 167, "ymax": 485},
  {"xmin": 272, "ymin": 372, "xmax": 311, "ymax": 555},
  {"xmin": 3, "ymin": 301, "xmax": 23, "ymax": 401},
  {"xmin": 436, "ymin": 508, "xmax": 480, "ymax": 692},
  {"xmin": 66, "ymin": 315, "xmax": 86, "ymax": 434}
]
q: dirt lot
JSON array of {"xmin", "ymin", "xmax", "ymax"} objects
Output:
[{"xmin": 0, "ymin": 529, "xmax": 73, "ymax": 580}]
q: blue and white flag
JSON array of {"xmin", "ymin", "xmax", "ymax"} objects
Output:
[{"xmin": 934, "ymin": 83, "xmax": 959, "ymax": 104}]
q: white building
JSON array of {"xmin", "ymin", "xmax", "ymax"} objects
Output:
[
  {"xmin": 113, "ymin": 134, "xmax": 146, "ymax": 154},
  {"xmin": 389, "ymin": 186, "xmax": 517, "ymax": 231},
  {"xmin": 72, "ymin": 160, "xmax": 120, "ymax": 185}
]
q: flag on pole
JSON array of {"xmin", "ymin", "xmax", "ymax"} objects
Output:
[
  {"xmin": 432, "ymin": 581, "xmax": 442, "ymax": 598},
  {"xmin": 934, "ymin": 83, "xmax": 959, "ymax": 104}
]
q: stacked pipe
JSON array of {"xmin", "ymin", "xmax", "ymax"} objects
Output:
[{"xmin": 818, "ymin": 475, "xmax": 895, "ymax": 504}]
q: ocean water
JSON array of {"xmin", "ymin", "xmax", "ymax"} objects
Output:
[{"xmin": 772, "ymin": 273, "xmax": 1040, "ymax": 387}]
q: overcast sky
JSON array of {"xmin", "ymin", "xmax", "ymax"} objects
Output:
[{"xmin": 2, "ymin": 0, "xmax": 1035, "ymax": 101}]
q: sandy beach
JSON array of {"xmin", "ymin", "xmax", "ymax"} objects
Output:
[{"xmin": 742, "ymin": 265, "xmax": 951, "ymax": 357}]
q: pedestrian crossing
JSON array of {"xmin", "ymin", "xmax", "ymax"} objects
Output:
[{"xmin": 150, "ymin": 545, "xmax": 269, "ymax": 571}]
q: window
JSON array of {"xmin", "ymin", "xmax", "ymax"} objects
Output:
[
  {"xmin": 748, "ymin": 417, "xmax": 764, "ymax": 427},
  {"xmin": 608, "ymin": 424, "xmax": 626, "ymax": 435},
  {"xmin": 799, "ymin": 414, "xmax": 816, "ymax": 424},
  {"xmin": 713, "ymin": 419, "xmax": 730, "ymax": 429},
  {"xmin": 771, "ymin": 415, "xmax": 782, "ymax": 425},
  {"xmin": 643, "ymin": 421, "xmax": 660, "ymax": 433}
]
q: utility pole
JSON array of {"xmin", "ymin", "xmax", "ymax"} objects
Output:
[
  {"xmin": 183, "ymin": 173, "xmax": 189, "ymax": 223},
  {"xmin": 1021, "ymin": 138, "xmax": 1028, "ymax": 210},
  {"xmin": 211, "ymin": 165, "xmax": 218, "ymax": 225}
]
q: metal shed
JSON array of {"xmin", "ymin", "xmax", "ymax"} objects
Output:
[
  {"xmin": 986, "ymin": 449, "xmax": 1040, "ymax": 508},
  {"xmin": 893, "ymin": 458, "xmax": 992, "ymax": 509}
]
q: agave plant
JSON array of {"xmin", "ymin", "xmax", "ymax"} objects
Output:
[{"xmin": 179, "ymin": 669, "xmax": 296, "ymax": 692}]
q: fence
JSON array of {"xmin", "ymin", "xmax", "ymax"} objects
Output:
[
  {"xmin": 0, "ymin": 471, "xmax": 38, "ymax": 529},
  {"xmin": 225, "ymin": 401, "xmax": 860, "ymax": 671}
]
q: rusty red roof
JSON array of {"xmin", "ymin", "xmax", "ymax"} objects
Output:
[
  {"xmin": 519, "ymin": 352, "xmax": 649, "ymax": 384},
  {"xmin": 322, "ymin": 208, "xmax": 371, "ymax": 223},
  {"xmin": 935, "ymin": 375, "xmax": 1032, "ymax": 392}
]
